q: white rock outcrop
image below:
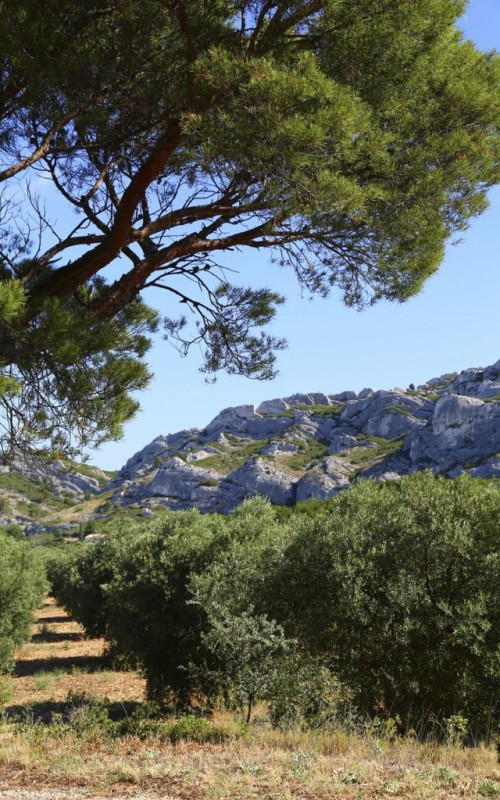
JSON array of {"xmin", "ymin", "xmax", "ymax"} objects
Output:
[{"xmin": 92, "ymin": 358, "xmax": 500, "ymax": 514}]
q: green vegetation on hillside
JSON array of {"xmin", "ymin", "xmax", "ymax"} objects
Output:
[
  {"xmin": 344, "ymin": 436, "xmax": 405, "ymax": 471},
  {"xmin": 278, "ymin": 402, "xmax": 343, "ymax": 418},
  {"xmin": 385, "ymin": 405, "xmax": 414, "ymax": 417},
  {"xmin": 63, "ymin": 460, "xmax": 116, "ymax": 486},
  {"xmin": 282, "ymin": 438, "xmax": 330, "ymax": 471},
  {"xmin": 0, "ymin": 472, "xmax": 73, "ymax": 518},
  {"xmin": 192, "ymin": 439, "xmax": 270, "ymax": 474},
  {"xmin": 0, "ymin": 460, "xmax": 118, "ymax": 527}
]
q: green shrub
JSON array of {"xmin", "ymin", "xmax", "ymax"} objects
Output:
[
  {"xmin": 2, "ymin": 523, "xmax": 24, "ymax": 540},
  {"xmin": 268, "ymin": 656, "xmax": 353, "ymax": 731},
  {"xmin": 266, "ymin": 472, "xmax": 500, "ymax": 739},
  {"xmin": 120, "ymin": 711, "xmax": 248, "ymax": 743},
  {"xmin": 50, "ymin": 477, "xmax": 500, "ymax": 741},
  {"xmin": 65, "ymin": 693, "xmax": 117, "ymax": 741},
  {"xmin": 199, "ymin": 603, "xmax": 294, "ymax": 722},
  {"xmin": 168, "ymin": 715, "xmax": 241, "ymax": 744},
  {"xmin": 47, "ymin": 543, "xmax": 111, "ymax": 638},
  {"xmin": 0, "ymin": 533, "xmax": 46, "ymax": 673},
  {"xmin": 0, "ymin": 677, "xmax": 13, "ymax": 707},
  {"xmin": 117, "ymin": 701, "xmax": 172, "ymax": 739},
  {"xmin": 52, "ymin": 499, "xmax": 290, "ymax": 706},
  {"xmin": 51, "ymin": 511, "xmax": 229, "ymax": 701}
]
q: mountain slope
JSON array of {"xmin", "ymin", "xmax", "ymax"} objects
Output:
[
  {"xmin": 107, "ymin": 359, "xmax": 500, "ymax": 513},
  {"xmin": 0, "ymin": 457, "xmax": 114, "ymax": 532},
  {"xmin": 2, "ymin": 358, "xmax": 499, "ymax": 531}
]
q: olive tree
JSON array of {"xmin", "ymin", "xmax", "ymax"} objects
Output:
[{"xmin": 0, "ymin": 533, "xmax": 46, "ymax": 673}]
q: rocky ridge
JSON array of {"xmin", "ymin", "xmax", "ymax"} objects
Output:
[
  {"xmin": 106, "ymin": 359, "xmax": 500, "ymax": 513},
  {"xmin": 0, "ymin": 456, "xmax": 112, "ymax": 532},
  {"xmin": 1, "ymin": 359, "xmax": 499, "ymax": 529}
]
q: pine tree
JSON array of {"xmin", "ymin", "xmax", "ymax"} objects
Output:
[{"xmin": 0, "ymin": 1, "xmax": 499, "ymax": 454}]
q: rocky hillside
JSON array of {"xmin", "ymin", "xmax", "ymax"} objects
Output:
[
  {"xmin": 0, "ymin": 456, "xmax": 113, "ymax": 533},
  {"xmin": 1, "ymin": 359, "xmax": 499, "ymax": 530},
  {"xmin": 108, "ymin": 359, "xmax": 500, "ymax": 514}
]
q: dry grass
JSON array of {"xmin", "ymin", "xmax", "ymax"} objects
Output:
[
  {"xmin": 39, "ymin": 490, "xmax": 115, "ymax": 525},
  {"xmin": 0, "ymin": 728, "xmax": 498, "ymax": 799},
  {"xmin": 0, "ymin": 599, "xmax": 498, "ymax": 799}
]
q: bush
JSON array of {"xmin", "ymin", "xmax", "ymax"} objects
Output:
[
  {"xmin": 104, "ymin": 511, "xmax": 232, "ymax": 701},
  {"xmin": 199, "ymin": 603, "xmax": 293, "ymax": 722},
  {"xmin": 65, "ymin": 693, "xmax": 116, "ymax": 741},
  {"xmin": 118, "ymin": 706, "xmax": 247, "ymax": 742},
  {"xmin": 47, "ymin": 543, "xmax": 111, "ymax": 638},
  {"xmin": 168, "ymin": 715, "xmax": 242, "ymax": 744},
  {"xmin": 0, "ymin": 533, "xmax": 46, "ymax": 673},
  {"xmin": 2, "ymin": 524, "xmax": 23, "ymax": 540},
  {"xmin": 51, "ymin": 511, "xmax": 230, "ymax": 701},
  {"xmin": 0, "ymin": 677, "xmax": 13, "ymax": 707},
  {"xmin": 52, "ymin": 499, "xmax": 290, "ymax": 706},
  {"xmin": 50, "ymin": 478, "xmax": 500, "ymax": 740},
  {"xmin": 0, "ymin": 497, "xmax": 10, "ymax": 515},
  {"xmin": 267, "ymin": 656, "xmax": 353, "ymax": 731},
  {"xmin": 267, "ymin": 472, "xmax": 500, "ymax": 739}
]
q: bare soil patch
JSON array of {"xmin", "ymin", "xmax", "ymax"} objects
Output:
[{"xmin": 7, "ymin": 597, "xmax": 145, "ymax": 708}]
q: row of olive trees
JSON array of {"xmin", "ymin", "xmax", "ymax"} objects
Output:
[
  {"xmin": 0, "ymin": 533, "xmax": 46, "ymax": 674},
  {"xmin": 49, "ymin": 473, "xmax": 500, "ymax": 740}
]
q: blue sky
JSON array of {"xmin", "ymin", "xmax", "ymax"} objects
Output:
[{"xmin": 90, "ymin": 0, "xmax": 500, "ymax": 470}]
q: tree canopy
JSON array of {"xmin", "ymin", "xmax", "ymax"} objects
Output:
[{"xmin": 1, "ymin": 0, "xmax": 499, "ymax": 455}]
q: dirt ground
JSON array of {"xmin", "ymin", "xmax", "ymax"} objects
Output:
[
  {"xmin": 8, "ymin": 598, "xmax": 146, "ymax": 708},
  {"xmin": 0, "ymin": 600, "xmax": 498, "ymax": 800}
]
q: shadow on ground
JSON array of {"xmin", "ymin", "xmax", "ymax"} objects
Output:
[
  {"xmin": 5, "ymin": 698, "xmax": 141, "ymax": 724},
  {"xmin": 31, "ymin": 631, "xmax": 83, "ymax": 644},
  {"xmin": 35, "ymin": 614, "xmax": 74, "ymax": 625},
  {"xmin": 13, "ymin": 654, "xmax": 111, "ymax": 677}
]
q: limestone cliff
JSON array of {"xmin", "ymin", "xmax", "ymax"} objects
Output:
[
  {"xmin": 107, "ymin": 359, "xmax": 500, "ymax": 513},
  {"xmin": 3, "ymin": 359, "xmax": 499, "ymax": 531}
]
